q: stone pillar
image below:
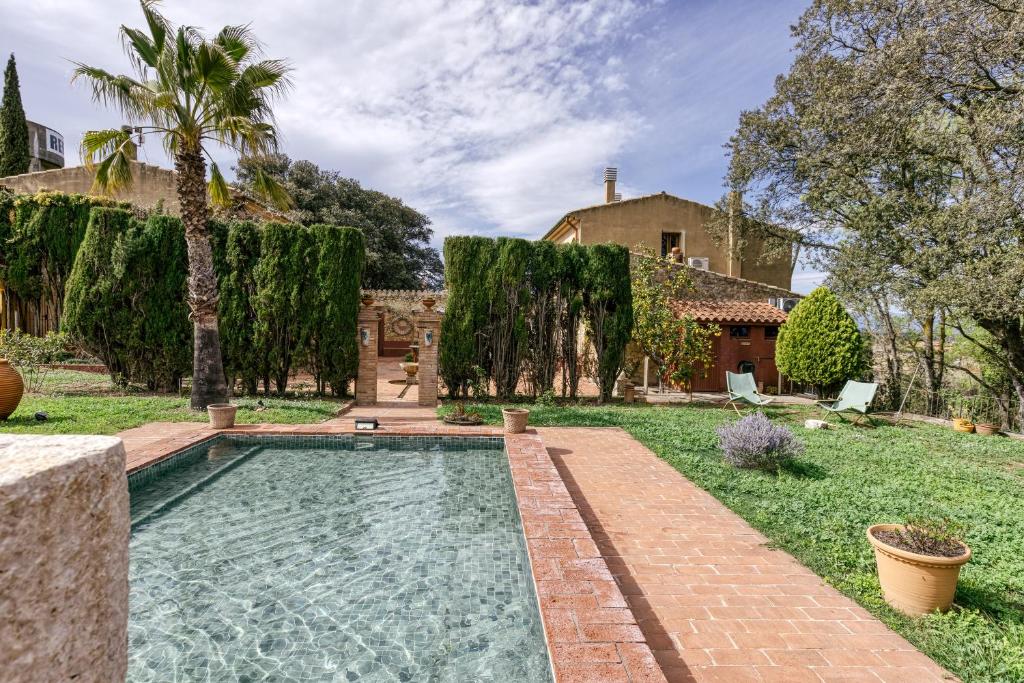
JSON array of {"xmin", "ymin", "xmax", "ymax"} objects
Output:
[
  {"xmin": 0, "ymin": 435, "xmax": 129, "ymax": 682},
  {"xmin": 415, "ymin": 299, "xmax": 441, "ymax": 407},
  {"xmin": 356, "ymin": 303, "xmax": 381, "ymax": 406}
]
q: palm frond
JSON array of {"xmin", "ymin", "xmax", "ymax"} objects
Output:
[
  {"xmin": 71, "ymin": 64, "xmax": 153, "ymax": 119},
  {"xmin": 120, "ymin": 27, "xmax": 160, "ymax": 70},
  {"xmin": 239, "ymin": 60, "xmax": 291, "ymax": 93},
  {"xmin": 195, "ymin": 42, "xmax": 238, "ymax": 91},
  {"xmin": 216, "ymin": 24, "xmax": 260, "ymax": 62},
  {"xmin": 140, "ymin": 0, "xmax": 169, "ymax": 48},
  {"xmin": 81, "ymin": 128, "xmax": 135, "ymax": 194},
  {"xmin": 208, "ymin": 162, "xmax": 233, "ymax": 208},
  {"xmin": 250, "ymin": 164, "xmax": 294, "ymax": 210}
]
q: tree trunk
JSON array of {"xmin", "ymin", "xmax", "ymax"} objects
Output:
[{"xmin": 175, "ymin": 147, "xmax": 228, "ymax": 410}]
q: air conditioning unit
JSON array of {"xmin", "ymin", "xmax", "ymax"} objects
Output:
[
  {"xmin": 687, "ymin": 257, "xmax": 710, "ymax": 271},
  {"xmin": 771, "ymin": 297, "xmax": 799, "ymax": 313}
]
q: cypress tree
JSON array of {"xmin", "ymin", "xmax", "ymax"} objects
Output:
[
  {"xmin": 0, "ymin": 54, "xmax": 30, "ymax": 177},
  {"xmin": 254, "ymin": 222, "xmax": 310, "ymax": 394},
  {"xmin": 557, "ymin": 242, "xmax": 587, "ymax": 398},
  {"xmin": 439, "ymin": 236, "xmax": 497, "ymax": 397},
  {"xmin": 583, "ymin": 244, "xmax": 633, "ymax": 403},
  {"xmin": 219, "ymin": 221, "xmax": 264, "ymax": 394},
  {"xmin": 307, "ymin": 224, "xmax": 365, "ymax": 395},
  {"xmin": 775, "ymin": 286, "xmax": 865, "ymax": 396},
  {"xmin": 488, "ymin": 237, "xmax": 531, "ymax": 398}
]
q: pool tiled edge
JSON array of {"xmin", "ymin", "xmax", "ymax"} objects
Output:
[
  {"xmin": 504, "ymin": 432, "xmax": 666, "ymax": 683},
  {"xmin": 120, "ymin": 423, "xmax": 667, "ymax": 682}
]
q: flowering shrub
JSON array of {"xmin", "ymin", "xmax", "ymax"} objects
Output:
[{"xmin": 717, "ymin": 412, "xmax": 804, "ymax": 471}]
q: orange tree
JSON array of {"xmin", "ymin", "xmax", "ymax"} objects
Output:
[{"xmin": 630, "ymin": 249, "xmax": 718, "ymax": 395}]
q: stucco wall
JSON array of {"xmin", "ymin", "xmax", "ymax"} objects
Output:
[
  {"xmin": 0, "ymin": 435, "xmax": 129, "ymax": 683},
  {"xmin": 1, "ymin": 161, "xmax": 180, "ymax": 213},
  {"xmin": 555, "ymin": 194, "xmax": 793, "ymax": 290}
]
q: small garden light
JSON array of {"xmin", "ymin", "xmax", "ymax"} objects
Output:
[{"xmin": 354, "ymin": 418, "xmax": 378, "ymax": 431}]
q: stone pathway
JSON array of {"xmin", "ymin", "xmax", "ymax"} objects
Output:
[{"xmin": 537, "ymin": 427, "xmax": 954, "ymax": 683}]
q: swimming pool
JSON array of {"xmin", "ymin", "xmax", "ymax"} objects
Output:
[{"xmin": 127, "ymin": 435, "xmax": 552, "ymax": 682}]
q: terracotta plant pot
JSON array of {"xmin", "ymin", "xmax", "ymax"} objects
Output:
[
  {"xmin": 501, "ymin": 408, "xmax": 530, "ymax": 434},
  {"xmin": 952, "ymin": 418, "xmax": 974, "ymax": 433},
  {"xmin": 361, "ymin": 295, "xmax": 374, "ymax": 307},
  {"xmin": 0, "ymin": 359, "xmax": 24, "ymax": 420},
  {"xmin": 207, "ymin": 403, "xmax": 238, "ymax": 429},
  {"xmin": 975, "ymin": 423, "xmax": 999, "ymax": 436},
  {"xmin": 867, "ymin": 524, "xmax": 971, "ymax": 616}
]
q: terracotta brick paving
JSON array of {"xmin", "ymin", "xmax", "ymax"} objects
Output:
[{"xmin": 537, "ymin": 427, "xmax": 955, "ymax": 683}]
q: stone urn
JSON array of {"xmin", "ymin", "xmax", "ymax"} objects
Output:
[
  {"xmin": 207, "ymin": 403, "xmax": 238, "ymax": 429},
  {"xmin": 421, "ymin": 296, "xmax": 436, "ymax": 310},
  {"xmin": 361, "ymin": 294, "xmax": 375, "ymax": 307},
  {"xmin": 867, "ymin": 524, "xmax": 971, "ymax": 616},
  {"xmin": 501, "ymin": 408, "xmax": 530, "ymax": 434},
  {"xmin": 403, "ymin": 362, "xmax": 419, "ymax": 379},
  {"xmin": 0, "ymin": 359, "xmax": 24, "ymax": 420}
]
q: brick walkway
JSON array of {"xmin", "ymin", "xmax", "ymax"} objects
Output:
[{"xmin": 537, "ymin": 427, "xmax": 954, "ymax": 683}]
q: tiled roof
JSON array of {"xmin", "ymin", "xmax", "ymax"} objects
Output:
[{"xmin": 671, "ymin": 300, "xmax": 788, "ymax": 324}]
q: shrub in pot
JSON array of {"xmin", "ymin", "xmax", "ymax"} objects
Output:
[
  {"xmin": 975, "ymin": 423, "xmax": 999, "ymax": 436},
  {"xmin": 717, "ymin": 412, "xmax": 803, "ymax": 471},
  {"xmin": 502, "ymin": 407, "xmax": 530, "ymax": 434},
  {"xmin": 867, "ymin": 518, "xmax": 971, "ymax": 616},
  {"xmin": 207, "ymin": 403, "xmax": 237, "ymax": 429}
]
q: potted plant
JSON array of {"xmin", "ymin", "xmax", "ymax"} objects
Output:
[
  {"xmin": 951, "ymin": 403, "xmax": 974, "ymax": 433},
  {"xmin": 207, "ymin": 403, "xmax": 238, "ymax": 429},
  {"xmin": 975, "ymin": 422, "xmax": 1000, "ymax": 436},
  {"xmin": 442, "ymin": 402, "xmax": 483, "ymax": 426},
  {"xmin": 501, "ymin": 406, "xmax": 530, "ymax": 434},
  {"xmin": 866, "ymin": 518, "xmax": 971, "ymax": 616}
]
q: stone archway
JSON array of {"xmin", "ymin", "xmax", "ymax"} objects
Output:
[{"xmin": 355, "ymin": 290, "xmax": 445, "ymax": 407}]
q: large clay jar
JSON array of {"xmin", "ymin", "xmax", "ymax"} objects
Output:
[
  {"xmin": 0, "ymin": 359, "xmax": 24, "ymax": 420},
  {"xmin": 867, "ymin": 524, "xmax": 971, "ymax": 616}
]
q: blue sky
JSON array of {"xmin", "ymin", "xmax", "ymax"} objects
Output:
[{"xmin": 2, "ymin": 0, "xmax": 819, "ymax": 291}]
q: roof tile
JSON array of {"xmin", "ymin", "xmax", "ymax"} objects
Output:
[{"xmin": 670, "ymin": 300, "xmax": 788, "ymax": 324}]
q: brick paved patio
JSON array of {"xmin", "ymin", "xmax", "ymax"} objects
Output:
[{"xmin": 538, "ymin": 427, "xmax": 954, "ymax": 683}]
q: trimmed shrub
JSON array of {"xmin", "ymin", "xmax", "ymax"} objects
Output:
[
  {"xmin": 218, "ymin": 221, "xmax": 264, "ymax": 394},
  {"xmin": 489, "ymin": 237, "xmax": 531, "ymax": 398},
  {"xmin": 440, "ymin": 236, "xmax": 497, "ymax": 397},
  {"xmin": 717, "ymin": 412, "xmax": 804, "ymax": 471},
  {"xmin": 307, "ymin": 224, "xmax": 364, "ymax": 395},
  {"xmin": 254, "ymin": 222, "xmax": 311, "ymax": 394},
  {"xmin": 776, "ymin": 287, "xmax": 865, "ymax": 395},
  {"xmin": 0, "ymin": 190, "xmax": 119, "ymax": 332},
  {"xmin": 583, "ymin": 243, "xmax": 633, "ymax": 402},
  {"xmin": 63, "ymin": 208, "xmax": 190, "ymax": 389},
  {"xmin": 558, "ymin": 243, "xmax": 587, "ymax": 398},
  {"xmin": 524, "ymin": 240, "xmax": 560, "ymax": 397},
  {"xmin": 0, "ymin": 329, "xmax": 69, "ymax": 392}
]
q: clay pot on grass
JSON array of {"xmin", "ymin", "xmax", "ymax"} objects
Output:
[
  {"xmin": 0, "ymin": 359, "xmax": 24, "ymax": 420},
  {"xmin": 867, "ymin": 524, "xmax": 971, "ymax": 616},
  {"xmin": 501, "ymin": 408, "xmax": 530, "ymax": 434},
  {"xmin": 207, "ymin": 403, "xmax": 238, "ymax": 429},
  {"xmin": 975, "ymin": 423, "xmax": 999, "ymax": 436}
]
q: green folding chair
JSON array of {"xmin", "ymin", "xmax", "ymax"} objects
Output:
[
  {"xmin": 724, "ymin": 371, "xmax": 774, "ymax": 415},
  {"xmin": 818, "ymin": 380, "xmax": 878, "ymax": 425}
]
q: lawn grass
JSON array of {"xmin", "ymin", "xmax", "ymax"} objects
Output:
[
  {"xmin": 0, "ymin": 370, "xmax": 344, "ymax": 435},
  {"xmin": 439, "ymin": 401, "xmax": 1024, "ymax": 682}
]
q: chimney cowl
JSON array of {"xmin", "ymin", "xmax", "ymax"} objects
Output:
[{"xmin": 604, "ymin": 167, "xmax": 618, "ymax": 204}]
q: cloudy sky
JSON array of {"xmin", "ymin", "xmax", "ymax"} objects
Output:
[{"xmin": 2, "ymin": 0, "xmax": 820, "ymax": 290}]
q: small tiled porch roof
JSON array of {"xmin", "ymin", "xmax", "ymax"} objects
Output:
[{"xmin": 671, "ymin": 300, "xmax": 788, "ymax": 324}]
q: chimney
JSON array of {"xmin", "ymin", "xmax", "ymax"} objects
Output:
[{"xmin": 604, "ymin": 167, "xmax": 617, "ymax": 204}]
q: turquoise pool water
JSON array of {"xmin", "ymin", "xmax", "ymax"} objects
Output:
[{"xmin": 127, "ymin": 435, "xmax": 552, "ymax": 682}]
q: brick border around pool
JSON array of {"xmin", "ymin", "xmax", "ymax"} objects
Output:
[{"xmin": 119, "ymin": 422, "xmax": 662, "ymax": 683}]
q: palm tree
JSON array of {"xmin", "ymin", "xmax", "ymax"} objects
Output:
[{"xmin": 73, "ymin": 0, "xmax": 292, "ymax": 409}]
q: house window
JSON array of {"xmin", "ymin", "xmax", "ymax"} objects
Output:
[
  {"xmin": 661, "ymin": 232, "xmax": 682, "ymax": 257},
  {"xmin": 764, "ymin": 326, "xmax": 779, "ymax": 340},
  {"xmin": 729, "ymin": 325, "xmax": 750, "ymax": 338},
  {"xmin": 738, "ymin": 360, "xmax": 756, "ymax": 375}
]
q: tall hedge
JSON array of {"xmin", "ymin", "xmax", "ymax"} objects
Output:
[
  {"xmin": 218, "ymin": 221, "xmax": 264, "ymax": 394},
  {"xmin": 524, "ymin": 240, "xmax": 560, "ymax": 396},
  {"xmin": 583, "ymin": 244, "xmax": 634, "ymax": 402},
  {"xmin": 307, "ymin": 224, "xmax": 364, "ymax": 395},
  {"xmin": 63, "ymin": 208, "xmax": 190, "ymax": 389},
  {"xmin": 776, "ymin": 287, "xmax": 865, "ymax": 395},
  {"xmin": 489, "ymin": 238, "xmax": 531, "ymax": 398},
  {"xmin": 0, "ymin": 191, "xmax": 118, "ymax": 332},
  {"xmin": 0, "ymin": 54, "xmax": 30, "ymax": 177},
  {"xmin": 557, "ymin": 243, "xmax": 588, "ymax": 398},
  {"xmin": 254, "ymin": 222, "xmax": 312, "ymax": 394},
  {"xmin": 440, "ymin": 236, "xmax": 497, "ymax": 397}
]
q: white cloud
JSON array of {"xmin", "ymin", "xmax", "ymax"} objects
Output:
[{"xmin": 1, "ymin": 0, "xmax": 647, "ymax": 239}]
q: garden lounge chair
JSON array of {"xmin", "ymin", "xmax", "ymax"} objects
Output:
[
  {"xmin": 724, "ymin": 371, "xmax": 774, "ymax": 415},
  {"xmin": 818, "ymin": 380, "xmax": 878, "ymax": 425}
]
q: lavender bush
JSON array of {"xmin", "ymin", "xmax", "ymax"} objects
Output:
[{"xmin": 717, "ymin": 412, "xmax": 804, "ymax": 471}]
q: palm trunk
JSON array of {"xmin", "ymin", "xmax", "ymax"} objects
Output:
[{"xmin": 175, "ymin": 147, "xmax": 228, "ymax": 410}]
